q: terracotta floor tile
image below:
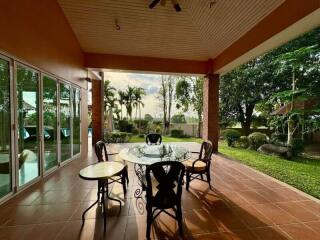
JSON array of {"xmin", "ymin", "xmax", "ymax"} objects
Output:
[
  {"xmin": 297, "ymin": 201, "xmax": 320, "ymax": 217},
  {"xmin": 237, "ymin": 190, "xmax": 270, "ymax": 204},
  {"xmin": 221, "ymin": 230, "xmax": 259, "ymax": 240},
  {"xmin": 251, "ymin": 226, "xmax": 291, "ymax": 240},
  {"xmin": 279, "ymin": 223, "xmax": 320, "ymax": 240},
  {"xmin": 184, "ymin": 209, "xmax": 219, "ymax": 235},
  {"xmin": 305, "ymin": 221, "xmax": 320, "ymax": 233},
  {"xmin": 0, "ymin": 222, "xmax": 64, "ymax": 240},
  {"xmin": 253, "ymin": 203, "xmax": 299, "ymax": 225},
  {"xmin": 232, "ymin": 205, "xmax": 273, "ymax": 228},
  {"xmin": 276, "ymin": 202, "xmax": 320, "ymax": 222}
]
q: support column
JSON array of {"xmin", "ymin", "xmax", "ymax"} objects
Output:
[
  {"xmin": 203, "ymin": 74, "xmax": 219, "ymax": 153},
  {"xmin": 92, "ymin": 78, "xmax": 104, "ymax": 145}
]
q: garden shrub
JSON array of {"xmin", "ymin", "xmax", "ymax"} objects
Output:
[
  {"xmin": 131, "ymin": 128, "xmax": 139, "ymax": 134},
  {"xmin": 248, "ymin": 132, "xmax": 268, "ymax": 150},
  {"xmin": 291, "ymin": 138, "xmax": 304, "ymax": 156},
  {"xmin": 270, "ymin": 132, "xmax": 287, "ymax": 144},
  {"xmin": 134, "ymin": 119, "xmax": 149, "ymax": 129},
  {"xmin": 104, "ymin": 132, "xmax": 129, "ymax": 143},
  {"xmin": 155, "ymin": 126, "xmax": 161, "ymax": 133},
  {"xmin": 138, "ymin": 133, "xmax": 145, "ymax": 138},
  {"xmin": 221, "ymin": 129, "xmax": 241, "ymax": 147},
  {"xmin": 171, "ymin": 129, "xmax": 184, "ymax": 138},
  {"xmin": 118, "ymin": 120, "xmax": 134, "ymax": 133},
  {"xmin": 237, "ymin": 136, "xmax": 249, "ymax": 149}
]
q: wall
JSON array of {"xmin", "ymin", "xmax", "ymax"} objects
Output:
[
  {"xmin": 171, "ymin": 123, "xmax": 202, "ymax": 138},
  {"xmin": 0, "ymin": 0, "xmax": 86, "ymax": 88}
]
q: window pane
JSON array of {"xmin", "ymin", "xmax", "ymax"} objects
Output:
[
  {"xmin": 0, "ymin": 58, "xmax": 11, "ymax": 198},
  {"xmin": 60, "ymin": 83, "xmax": 71, "ymax": 162},
  {"xmin": 17, "ymin": 65, "xmax": 40, "ymax": 186},
  {"xmin": 43, "ymin": 76, "xmax": 58, "ymax": 171},
  {"xmin": 72, "ymin": 88, "xmax": 81, "ymax": 156}
]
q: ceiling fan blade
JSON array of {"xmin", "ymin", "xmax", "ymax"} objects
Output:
[
  {"xmin": 149, "ymin": 0, "xmax": 161, "ymax": 9},
  {"xmin": 171, "ymin": 0, "xmax": 181, "ymax": 12}
]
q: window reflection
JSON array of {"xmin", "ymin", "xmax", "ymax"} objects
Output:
[
  {"xmin": 17, "ymin": 65, "xmax": 40, "ymax": 186},
  {"xmin": 43, "ymin": 76, "xmax": 58, "ymax": 171},
  {"xmin": 60, "ymin": 83, "xmax": 71, "ymax": 162},
  {"xmin": 73, "ymin": 88, "xmax": 81, "ymax": 155}
]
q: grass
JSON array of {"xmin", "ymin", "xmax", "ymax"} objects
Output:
[{"xmin": 219, "ymin": 141, "xmax": 320, "ymax": 199}]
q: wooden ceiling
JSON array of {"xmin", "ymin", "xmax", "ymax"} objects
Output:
[{"xmin": 58, "ymin": 0, "xmax": 285, "ymax": 61}]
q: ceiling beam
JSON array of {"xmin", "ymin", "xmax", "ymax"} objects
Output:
[
  {"xmin": 84, "ymin": 53, "xmax": 210, "ymax": 75},
  {"xmin": 214, "ymin": 0, "xmax": 320, "ymax": 74}
]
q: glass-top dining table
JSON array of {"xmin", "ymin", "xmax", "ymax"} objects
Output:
[{"xmin": 119, "ymin": 143, "xmax": 191, "ymax": 198}]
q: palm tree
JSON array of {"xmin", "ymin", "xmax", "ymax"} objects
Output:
[
  {"xmin": 118, "ymin": 90, "xmax": 126, "ymax": 120},
  {"xmin": 124, "ymin": 86, "xmax": 135, "ymax": 120},
  {"xmin": 133, "ymin": 87, "xmax": 146, "ymax": 132},
  {"xmin": 104, "ymin": 80, "xmax": 116, "ymax": 113}
]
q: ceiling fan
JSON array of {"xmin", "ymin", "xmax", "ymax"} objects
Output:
[{"xmin": 149, "ymin": 0, "xmax": 182, "ymax": 12}]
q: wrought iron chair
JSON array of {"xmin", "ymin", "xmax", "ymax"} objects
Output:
[
  {"xmin": 146, "ymin": 133, "xmax": 162, "ymax": 145},
  {"xmin": 94, "ymin": 140, "xmax": 129, "ymax": 196},
  {"xmin": 145, "ymin": 161, "xmax": 185, "ymax": 239},
  {"xmin": 184, "ymin": 140, "xmax": 214, "ymax": 191}
]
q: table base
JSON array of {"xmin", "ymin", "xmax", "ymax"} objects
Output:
[
  {"xmin": 81, "ymin": 179, "xmax": 122, "ymax": 228},
  {"xmin": 134, "ymin": 163, "xmax": 147, "ymax": 198}
]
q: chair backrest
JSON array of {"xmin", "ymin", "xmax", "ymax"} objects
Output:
[
  {"xmin": 146, "ymin": 133, "xmax": 162, "ymax": 145},
  {"xmin": 94, "ymin": 140, "xmax": 108, "ymax": 162},
  {"xmin": 146, "ymin": 161, "xmax": 185, "ymax": 208},
  {"xmin": 199, "ymin": 140, "xmax": 214, "ymax": 162}
]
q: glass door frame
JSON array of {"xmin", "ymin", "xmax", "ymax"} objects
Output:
[
  {"xmin": 13, "ymin": 61, "xmax": 42, "ymax": 191},
  {"xmin": 41, "ymin": 73, "xmax": 59, "ymax": 176},
  {"xmin": 72, "ymin": 86, "xmax": 82, "ymax": 158},
  {"xmin": 0, "ymin": 53, "xmax": 16, "ymax": 203},
  {"xmin": 59, "ymin": 80, "xmax": 73, "ymax": 166}
]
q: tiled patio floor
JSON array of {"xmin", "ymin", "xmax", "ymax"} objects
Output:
[{"xmin": 0, "ymin": 142, "xmax": 319, "ymax": 240}]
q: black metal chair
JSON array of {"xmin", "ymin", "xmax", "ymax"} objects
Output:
[
  {"xmin": 184, "ymin": 141, "xmax": 214, "ymax": 191},
  {"xmin": 146, "ymin": 133, "xmax": 162, "ymax": 145},
  {"xmin": 145, "ymin": 161, "xmax": 185, "ymax": 239},
  {"xmin": 94, "ymin": 140, "xmax": 129, "ymax": 195}
]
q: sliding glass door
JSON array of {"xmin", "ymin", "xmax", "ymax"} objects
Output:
[
  {"xmin": 0, "ymin": 57, "xmax": 12, "ymax": 198},
  {"xmin": 60, "ymin": 83, "xmax": 71, "ymax": 162},
  {"xmin": 43, "ymin": 75, "xmax": 58, "ymax": 171},
  {"xmin": 16, "ymin": 64, "xmax": 40, "ymax": 186},
  {"xmin": 72, "ymin": 87, "xmax": 81, "ymax": 156}
]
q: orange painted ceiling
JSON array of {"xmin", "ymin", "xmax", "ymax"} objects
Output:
[{"xmin": 58, "ymin": 0, "xmax": 285, "ymax": 61}]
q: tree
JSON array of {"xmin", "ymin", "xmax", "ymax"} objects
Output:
[
  {"xmin": 124, "ymin": 86, "xmax": 135, "ymax": 120},
  {"xmin": 118, "ymin": 90, "xmax": 126, "ymax": 120},
  {"xmin": 220, "ymin": 54, "xmax": 290, "ymax": 135},
  {"xmin": 159, "ymin": 76, "xmax": 168, "ymax": 134},
  {"xmin": 133, "ymin": 87, "xmax": 146, "ymax": 133},
  {"xmin": 171, "ymin": 113, "xmax": 186, "ymax": 123},
  {"xmin": 144, "ymin": 114, "xmax": 153, "ymax": 122},
  {"xmin": 175, "ymin": 76, "xmax": 203, "ymax": 137}
]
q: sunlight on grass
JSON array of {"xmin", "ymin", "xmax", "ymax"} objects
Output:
[{"xmin": 219, "ymin": 141, "xmax": 320, "ymax": 199}]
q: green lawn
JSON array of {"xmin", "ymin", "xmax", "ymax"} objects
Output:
[
  {"xmin": 128, "ymin": 135, "xmax": 320, "ymax": 198},
  {"xmin": 219, "ymin": 141, "xmax": 320, "ymax": 199}
]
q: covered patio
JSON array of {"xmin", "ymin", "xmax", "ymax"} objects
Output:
[
  {"xmin": 0, "ymin": 142, "xmax": 319, "ymax": 239},
  {"xmin": 0, "ymin": 0, "xmax": 320, "ymax": 239}
]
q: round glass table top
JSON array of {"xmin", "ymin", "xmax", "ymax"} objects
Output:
[
  {"xmin": 79, "ymin": 161, "xmax": 124, "ymax": 180},
  {"xmin": 119, "ymin": 144, "xmax": 191, "ymax": 165}
]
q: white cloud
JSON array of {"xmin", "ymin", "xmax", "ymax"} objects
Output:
[{"xmin": 103, "ymin": 71, "xmax": 197, "ymax": 118}]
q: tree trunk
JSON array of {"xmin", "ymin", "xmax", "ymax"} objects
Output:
[
  {"xmin": 287, "ymin": 118, "xmax": 294, "ymax": 146},
  {"xmin": 197, "ymin": 112, "xmax": 202, "ymax": 138}
]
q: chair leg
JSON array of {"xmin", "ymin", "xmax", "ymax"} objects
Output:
[
  {"xmin": 176, "ymin": 204, "xmax": 184, "ymax": 237},
  {"xmin": 125, "ymin": 166, "xmax": 129, "ymax": 184},
  {"xmin": 186, "ymin": 172, "xmax": 190, "ymax": 191},
  {"xmin": 121, "ymin": 174, "xmax": 127, "ymax": 194},
  {"xmin": 146, "ymin": 206, "xmax": 153, "ymax": 240},
  {"xmin": 200, "ymin": 174, "xmax": 204, "ymax": 180},
  {"xmin": 207, "ymin": 169, "xmax": 212, "ymax": 190}
]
